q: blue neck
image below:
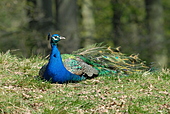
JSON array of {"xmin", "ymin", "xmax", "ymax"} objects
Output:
[
  {"xmin": 49, "ymin": 44, "xmax": 63, "ymax": 66},
  {"xmin": 43, "ymin": 44, "xmax": 85, "ymax": 83}
]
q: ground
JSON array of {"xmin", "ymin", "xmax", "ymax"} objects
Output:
[{"xmin": 0, "ymin": 52, "xmax": 170, "ymax": 113}]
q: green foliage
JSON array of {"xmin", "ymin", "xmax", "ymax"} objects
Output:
[
  {"xmin": 0, "ymin": 53, "xmax": 169, "ymax": 113},
  {"xmin": 0, "ymin": 30, "xmax": 47, "ymax": 57},
  {"xmin": 163, "ymin": 0, "xmax": 170, "ymax": 66},
  {"xmin": 93, "ymin": 0, "xmax": 113, "ymax": 45},
  {"xmin": 0, "ymin": 0, "xmax": 169, "ymax": 67},
  {"xmin": 0, "ymin": 0, "xmax": 27, "ymax": 31},
  {"xmin": 0, "ymin": 0, "xmax": 49, "ymax": 57}
]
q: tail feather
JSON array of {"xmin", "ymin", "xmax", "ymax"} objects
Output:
[{"xmin": 72, "ymin": 44, "xmax": 149, "ymax": 76}]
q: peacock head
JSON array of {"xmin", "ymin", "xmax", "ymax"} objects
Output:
[{"xmin": 48, "ymin": 33, "xmax": 65, "ymax": 45}]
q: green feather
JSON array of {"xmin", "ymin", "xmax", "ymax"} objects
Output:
[{"xmin": 70, "ymin": 44, "xmax": 149, "ymax": 76}]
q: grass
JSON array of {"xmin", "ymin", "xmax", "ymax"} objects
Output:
[{"xmin": 0, "ymin": 51, "xmax": 170, "ymax": 114}]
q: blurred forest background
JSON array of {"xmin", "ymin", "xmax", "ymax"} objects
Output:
[{"xmin": 0, "ymin": 0, "xmax": 169, "ymax": 67}]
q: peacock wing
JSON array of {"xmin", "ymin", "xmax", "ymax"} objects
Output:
[{"xmin": 62, "ymin": 54, "xmax": 98, "ymax": 77}]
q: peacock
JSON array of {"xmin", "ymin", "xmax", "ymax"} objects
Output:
[{"xmin": 39, "ymin": 34, "xmax": 149, "ymax": 83}]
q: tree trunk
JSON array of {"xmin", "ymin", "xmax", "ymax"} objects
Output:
[
  {"xmin": 37, "ymin": 0, "xmax": 53, "ymax": 32},
  {"xmin": 81, "ymin": 0, "xmax": 95, "ymax": 47},
  {"xmin": 55, "ymin": 0, "xmax": 79, "ymax": 53},
  {"xmin": 27, "ymin": 0, "xmax": 54, "ymax": 32},
  {"xmin": 27, "ymin": 0, "xmax": 37, "ymax": 29},
  {"xmin": 111, "ymin": 0, "xmax": 122, "ymax": 46},
  {"xmin": 145, "ymin": 0, "xmax": 167, "ymax": 67}
]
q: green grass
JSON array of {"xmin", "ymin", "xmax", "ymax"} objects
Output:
[{"xmin": 0, "ymin": 51, "xmax": 170, "ymax": 114}]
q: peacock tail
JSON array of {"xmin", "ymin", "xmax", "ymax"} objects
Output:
[
  {"xmin": 61, "ymin": 43, "xmax": 149, "ymax": 77},
  {"xmin": 39, "ymin": 34, "xmax": 149, "ymax": 83}
]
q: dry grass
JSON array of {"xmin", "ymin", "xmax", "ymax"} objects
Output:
[{"xmin": 0, "ymin": 51, "xmax": 170, "ymax": 114}]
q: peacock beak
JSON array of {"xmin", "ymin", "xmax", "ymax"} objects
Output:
[{"xmin": 60, "ymin": 36, "xmax": 66, "ymax": 40}]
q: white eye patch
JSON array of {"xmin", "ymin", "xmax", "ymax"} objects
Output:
[{"xmin": 52, "ymin": 37, "xmax": 58, "ymax": 40}]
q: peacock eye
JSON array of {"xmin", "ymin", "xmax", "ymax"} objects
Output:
[{"xmin": 54, "ymin": 36, "xmax": 59, "ymax": 39}]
